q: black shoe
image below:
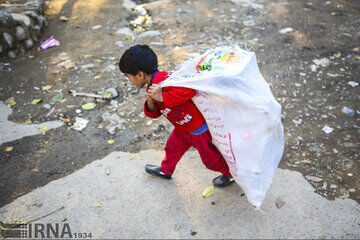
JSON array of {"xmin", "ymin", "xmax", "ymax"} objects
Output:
[
  {"xmin": 145, "ymin": 164, "xmax": 172, "ymax": 179},
  {"xmin": 213, "ymin": 175, "xmax": 234, "ymax": 187}
]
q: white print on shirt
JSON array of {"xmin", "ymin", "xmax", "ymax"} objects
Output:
[
  {"xmin": 176, "ymin": 114, "xmax": 193, "ymax": 125},
  {"xmin": 160, "ymin": 108, "xmax": 171, "ymax": 117}
]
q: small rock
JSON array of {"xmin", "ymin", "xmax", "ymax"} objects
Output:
[
  {"xmin": 310, "ymin": 64, "xmax": 318, "ymax": 72},
  {"xmin": 279, "ymin": 27, "xmax": 293, "ymax": 34},
  {"xmin": 110, "ymin": 100, "xmax": 118, "ymax": 107},
  {"xmin": 33, "ymin": 25, "xmax": 41, "ymax": 37},
  {"xmin": 339, "ymin": 188, "xmax": 349, "ymax": 199},
  {"xmin": 321, "ymin": 182, "xmax": 327, "ymax": 190},
  {"xmin": 15, "ymin": 26, "xmax": 26, "ymax": 41},
  {"xmin": 322, "ymin": 125, "xmax": 333, "ymax": 134},
  {"xmin": 138, "ymin": 31, "xmax": 161, "ymax": 39},
  {"xmin": 349, "ymin": 189, "xmax": 356, "ymax": 193},
  {"xmin": 305, "ymin": 175, "xmax": 323, "ymax": 182},
  {"xmin": 3, "ymin": 32, "xmax": 13, "ymax": 48},
  {"xmin": 341, "ymin": 107, "xmax": 355, "ymax": 116},
  {"xmin": 347, "ymin": 173, "xmax": 353, "ymax": 177},
  {"xmin": 11, "ymin": 13, "xmax": 32, "ymax": 27},
  {"xmin": 309, "ymin": 144, "xmax": 319, "ymax": 152},
  {"xmin": 292, "ymin": 119, "xmax": 302, "ymax": 125},
  {"xmin": 73, "ymin": 117, "xmax": 89, "ymax": 131},
  {"xmin": 122, "ymin": 0, "xmax": 136, "ymax": 11},
  {"xmin": 347, "ymin": 81, "xmax": 358, "ymax": 87},
  {"xmin": 330, "ymin": 184, "xmax": 338, "ymax": 189},
  {"xmin": 105, "ymin": 87, "xmax": 118, "ymax": 98},
  {"xmin": 333, "ymin": 148, "xmax": 338, "ymax": 154},
  {"xmin": 75, "ymin": 109, "xmax": 82, "ymax": 114},
  {"xmin": 313, "ymin": 58, "xmax": 330, "ymax": 67},
  {"xmin": 25, "ymin": 39, "xmax": 33, "ymax": 49},
  {"xmin": 8, "ymin": 50, "xmax": 16, "ymax": 59},
  {"xmin": 190, "ymin": 231, "xmax": 197, "ymax": 236},
  {"xmin": 37, "ymin": 16, "xmax": 47, "ymax": 28},
  {"xmin": 134, "ymin": 5, "xmax": 147, "ymax": 15},
  {"xmin": 81, "ymin": 64, "xmax": 95, "ymax": 70},
  {"xmin": 275, "ymin": 197, "xmax": 286, "ymax": 209},
  {"xmin": 115, "ymin": 41, "xmax": 124, "ymax": 48},
  {"xmin": 116, "ymin": 27, "xmax": 134, "ymax": 38},
  {"xmin": 0, "ymin": 10, "xmax": 15, "ymax": 27},
  {"xmin": 92, "ymin": 25, "xmax": 102, "ymax": 30},
  {"xmin": 43, "ymin": 103, "xmax": 51, "ymax": 109},
  {"xmin": 242, "ymin": 19, "xmax": 255, "ymax": 27},
  {"xmin": 104, "ymin": 64, "xmax": 116, "ymax": 72},
  {"xmin": 327, "ymin": 73, "xmax": 340, "ymax": 78},
  {"xmin": 302, "ymin": 159, "xmax": 311, "ymax": 164},
  {"xmin": 150, "ymin": 41, "xmax": 164, "ymax": 46},
  {"xmin": 146, "ymin": 120, "xmax": 153, "ymax": 126}
]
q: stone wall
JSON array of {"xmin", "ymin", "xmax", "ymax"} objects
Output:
[{"xmin": 0, "ymin": 0, "xmax": 46, "ymax": 58}]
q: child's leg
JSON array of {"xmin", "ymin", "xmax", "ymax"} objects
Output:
[
  {"xmin": 192, "ymin": 131, "xmax": 232, "ymax": 177},
  {"xmin": 161, "ymin": 128, "xmax": 191, "ymax": 175}
]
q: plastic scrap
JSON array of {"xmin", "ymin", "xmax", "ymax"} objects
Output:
[{"xmin": 40, "ymin": 37, "xmax": 60, "ymax": 50}]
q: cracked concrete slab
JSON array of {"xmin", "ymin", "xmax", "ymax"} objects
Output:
[
  {"xmin": 0, "ymin": 149, "xmax": 359, "ymax": 239},
  {"xmin": 0, "ymin": 103, "xmax": 63, "ymax": 145}
]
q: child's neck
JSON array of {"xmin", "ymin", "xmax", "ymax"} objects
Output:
[{"xmin": 145, "ymin": 71, "xmax": 158, "ymax": 85}]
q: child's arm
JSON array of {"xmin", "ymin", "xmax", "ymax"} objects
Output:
[
  {"xmin": 144, "ymin": 95, "xmax": 161, "ymax": 118},
  {"xmin": 162, "ymin": 86, "xmax": 196, "ymax": 107},
  {"xmin": 148, "ymin": 84, "xmax": 196, "ymax": 107}
]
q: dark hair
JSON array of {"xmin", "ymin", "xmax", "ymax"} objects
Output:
[{"xmin": 119, "ymin": 44, "xmax": 158, "ymax": 75}]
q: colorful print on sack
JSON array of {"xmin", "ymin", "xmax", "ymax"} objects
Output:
[{"xmin": 196, "ymin": 51, "xmax": 240, "ymax": 72}]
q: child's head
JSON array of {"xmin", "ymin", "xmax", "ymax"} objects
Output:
[{"xmin": 119, "ymin": 44, "xmax": 158, "ymax": 88}]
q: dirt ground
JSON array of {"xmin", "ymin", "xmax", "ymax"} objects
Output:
[{"xmin": 0, "ymin": 0, "xmax": 359, "ymax": 207}]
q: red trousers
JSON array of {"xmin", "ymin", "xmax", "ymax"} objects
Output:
[{"xmin": 160, "ymin": 128, "xmax": 232, "ymax": 177}]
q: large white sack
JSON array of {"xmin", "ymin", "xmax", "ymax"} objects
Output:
[{"xmin": 160, "ymin": 46, "xmax": 285, "ymax": 209}]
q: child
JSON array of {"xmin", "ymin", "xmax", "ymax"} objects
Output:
[{"xmin": 119, "ymin": 44, "xmax": 234, "ymax": 187}]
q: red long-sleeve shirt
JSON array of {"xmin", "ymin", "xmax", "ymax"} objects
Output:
[{"xmin": 144, "ymin": 71, "xmax": 205, "ymax": 133}]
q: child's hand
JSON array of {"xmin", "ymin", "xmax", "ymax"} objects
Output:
[{"xmin": 148, "ymin": 84, "xmax": 163, "ymax": 102}]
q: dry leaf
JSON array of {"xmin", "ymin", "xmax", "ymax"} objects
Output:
[
  {"xmin": 37, "ymin": 125, "xmax": 48, "ymax": 131},
  {"xmin": 128, "ymin": 154, "xmax": 142, "ymax": 160},
  {"xmin": 102, "ymin": 91, "xmax": 112, "ymax": 99},
  {"xmin": 42, "ymin": 85, "xmax": 52, "ymax": 91},
  {"xmin": 60, "ymin": 117, "xmax": 70, "ymax": 124},
  {"xmin": 202, "ymin": 185, "xmax": 215, "ymax": 198},
  {"xmin": 4, "ymin": 146, "xmax": 13, "ymax": 152},
  {"xmin": 333, "ymin": 52, "xmax": 341, "ymax": 58},
  {"xmin": 31, "ymin": 99, "xmax": 43, "ymax": 105},
  {"xmin": 82, "ymin": 102, "xmax": 96, "ymax": 110},
  {"xmin": 52, "ymin": 93, "xmax": 63, "ymax": 102},
  {"xmin": 24, "ymin": 119, "xmax": 32, "ymax": 124},
  {"xmin": 64, "ymin": 60, "xmax": 75, "ymax": 69},
  {"xmin": 7, "ymin": 100, "xmax": 16, "ymax": 108},
  {"xmin": 107, "ymin": 139, "xmax": 115, "ymax": 144},
  {"xmin": 60, "ymin": 16, "xmax": 77, "ymax": 22}
]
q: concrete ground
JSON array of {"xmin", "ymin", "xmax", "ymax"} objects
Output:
[{"xmin": 1, "ymin": 149, "xmax": 359, "ymax": 239}]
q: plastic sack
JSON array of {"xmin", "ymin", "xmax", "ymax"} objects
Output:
[{"xmin": 160, "ymin": 46, "xmax": 285, "ymax": 209}]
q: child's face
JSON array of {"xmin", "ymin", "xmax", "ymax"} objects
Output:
[{"xmin": 125, "ymin": 72, "xmax": 145, "ymax": 88}]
